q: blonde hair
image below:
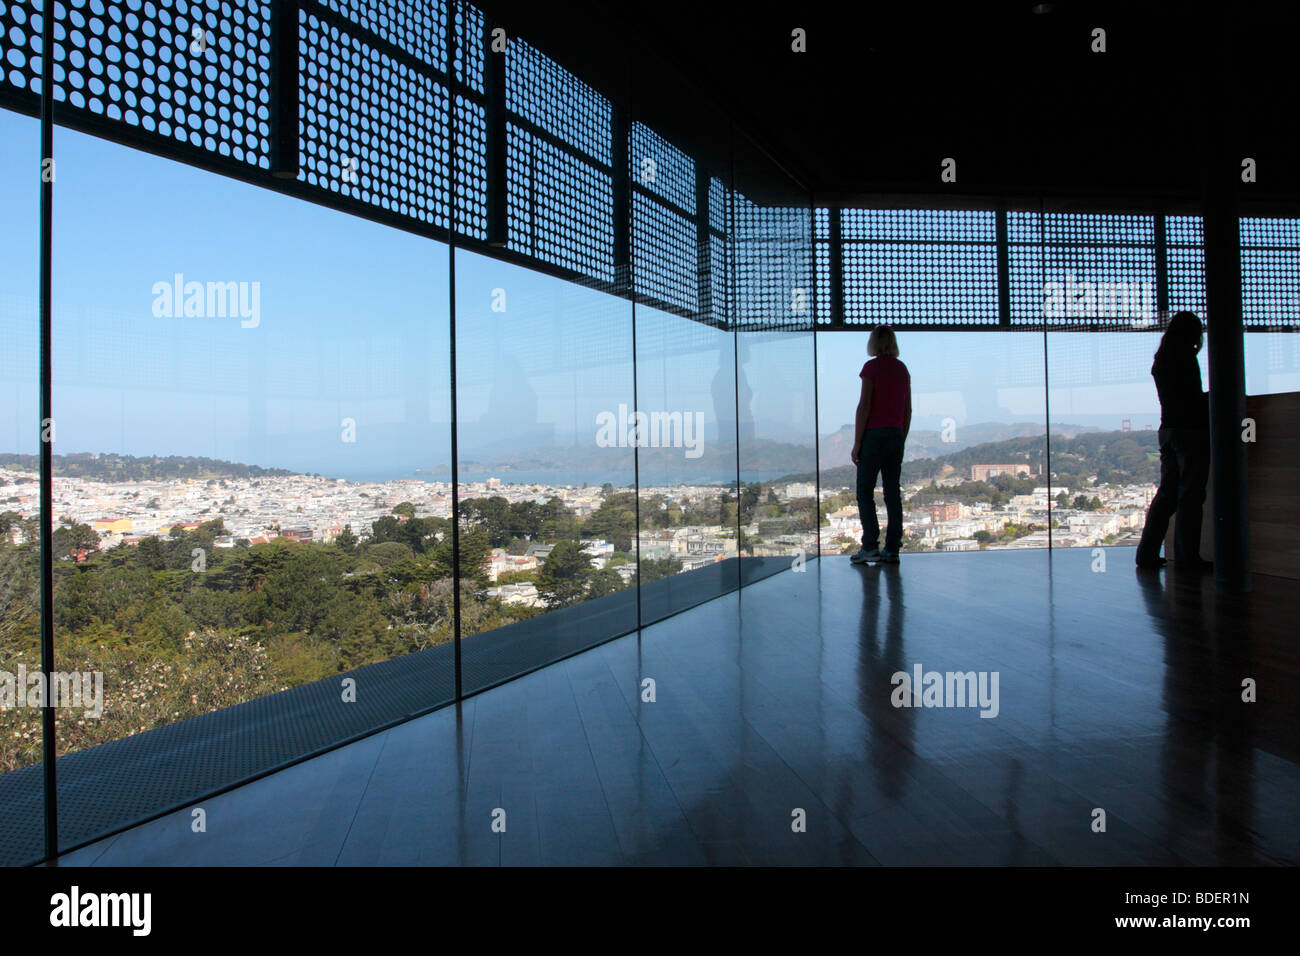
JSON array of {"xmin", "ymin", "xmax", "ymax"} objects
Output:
[{"xmin": 867, "ymin": 325, "xmax": 899, "ymax": 358}]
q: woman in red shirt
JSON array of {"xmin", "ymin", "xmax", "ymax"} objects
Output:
[{"xmin": 850, "ymin": 326, "xmax": 912, "ymax": 564}]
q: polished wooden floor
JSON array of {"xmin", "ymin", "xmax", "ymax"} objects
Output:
[{"xmin": 54, "ymin": 547, "xmax": 1299, "ymax": 866}]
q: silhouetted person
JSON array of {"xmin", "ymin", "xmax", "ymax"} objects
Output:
[
  {"xmin": 1136, "ymin": 311, "xmax": 1212, "ymax": 571},
  {"xmin": 850, "ymin": 326, "xmax": 911, "ymax": 564}
]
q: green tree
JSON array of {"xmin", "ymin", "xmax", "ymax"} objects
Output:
[
  {"xmin": 336, "ymin": 524, "xmax": 359, "ymax": 554},
  {"xmin": 636, "ymin": 556, "xmax": 682, "ymax": 584},
  {"xmin": 366, "ymin": 541, "xmax": 413, "ymax": 568},
  {"xmin": 536, "ymin": 540, "xmax": 591, "ymax": 608},
  {"xmin": 462, "ymin": 496, "xmax": 512, "ymax": 546},
  {"xmin": 586, "ymin": 566, "xmax": 626, "ymax": 599},
  {"xmin": 582, "ymin": 492, "xmax": 637, "ymax": 553}
]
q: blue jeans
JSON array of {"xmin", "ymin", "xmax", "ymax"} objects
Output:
[
  {"xmin": 1135, "ymin": 426, "xmax": 1209, "ymax": 564},
  {"xmin": 856, "ymin": 427, "xmax": 905, "ymax": 553}
]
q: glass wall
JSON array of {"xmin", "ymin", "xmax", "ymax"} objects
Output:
[
  {"xmin": 629, "ymin": 101, "xmax": 742, "ymax": 624},
  {"xmin": 453, "ymin": 251, "xmax": 635, "ymax": 691},
  {"xmin": 732, "ymin": 134, "xmax": 818, "ymax": 583},
  {"xmin": 48, "ymin": 127, "xmax": 454, "ymax": 853},
  {"xmin": 1242, "ymin": 218, "xmax": 1300, "ymax": 395},
  {"xmin": 817, "ymin": 331, "xmax": 1048, "ymax": 555},
  {"xmin": 1034, "ymin": 213, "xmax": 1208, "ymax": 550},
  {"xmin": 1, "ymin": 0, "xmax": 1293, "ymax": 866},
  {"xmin": 0, "ymin": 107, "xmax": 42, "ymax": 865},
  {"xmin": 633, "ymin": 304, "xmax": 739, "ymax": 622}
]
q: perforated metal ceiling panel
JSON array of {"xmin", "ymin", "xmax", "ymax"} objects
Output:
[
  {"xmin": 1241, "ymin": 218, "xmax": 1300, "ymax": 330},
  {"xmin": 300, "ymin": 6, "xmax": 451, "ymax": 227},
  {"xmin": 731, "ymin": 196, "xmax": 814, "ymax": 332},
  {"xmin": 841, "ymin": 209, "xmax": 998, "ymax": 328},
  {"xmin": 1, "ymin": 1, "xmax": 1292, "ymax": 333}
]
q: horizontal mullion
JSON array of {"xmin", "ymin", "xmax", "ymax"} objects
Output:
[
  {"xmin": 840, "ymin": 237, "xmax": 999, "ymax": 246},
  {"xmin": 630, "ymin": 182, "xmax": 697, "ymax": 225},
  {"xmin": 1006, "ymin": 240, "xmax": 1159, "ymax": 250},
  {"xmin": 506, "ymin": 114, "xmax": 612, "ymax": 175},
  {"xmin": 300, "ymin": 0, "xmax": 453, "ymax": 89}
]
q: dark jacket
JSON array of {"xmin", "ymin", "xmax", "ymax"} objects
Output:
[{"xmin": 1152, "ymin": 348, "xmax": 1208, "ymax": 429}]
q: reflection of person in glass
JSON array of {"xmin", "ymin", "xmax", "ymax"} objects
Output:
[
  {"xmin": 711, "ymin": 338, "xmax": 754, "ymax": 446},
  {"xmin": 850, "ymin": 326, "xmax": 911, "ymax": 565},
  {"xmin": 1135, "ymin": 311, "xmax": 1212, "ymax": 571}
]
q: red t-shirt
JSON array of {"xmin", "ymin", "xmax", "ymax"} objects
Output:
[{"xmin": 860, "ymin": 356, "xmax": 910, "ymax": 429}]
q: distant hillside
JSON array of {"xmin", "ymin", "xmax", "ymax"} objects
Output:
[
  {"xmin": 790, "ymin": 428, "xmax": 1160, "ymax": 488},
  {"xmin": 444, "ymin": 422, "xmax": 1103, "ymax": 480},
  {"xmin": 0, "ymin": 453, "xmax": 296, "ymax": 482},
  {"xmin": 443, "ymin": 436, "xmax": 818, "ymax": 478},
  {"xmin": 817, "ymin": 420, "xmax": 1102, "ymax": 469}
]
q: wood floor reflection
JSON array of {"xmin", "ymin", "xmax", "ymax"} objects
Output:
[{"xmin": 57, "ymin": 547, "xmax": 1300, "ymax": 866}]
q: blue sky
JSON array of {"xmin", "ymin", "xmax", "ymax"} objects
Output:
[{"xmin": 1, "ymin": 107, "xmax": 1291, "ymax": 479}]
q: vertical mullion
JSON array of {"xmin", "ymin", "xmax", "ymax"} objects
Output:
[
  {"xmin": 996, "ymin": 207, "xmax": 1011, "ymax": 327},
  {"xmin": 1039, "ymin": 201, "xmax": 1053, "ymax": 551},
  {"xmin": 38, "ymin": 0, "xmax": 58, "ymax": 862},
  {"xmin": 829, "ymin": 207, "xmax": 845, "ymax": 327},
  {"xmin": 447, "ymin": 0, "xmax": 462, "ymax": 701},
  {"xmin": 811, "ymin": 203, "xmax": 822, "ymax": 561},
  {"xmin": 269, "ymin": 0, "xmax": 300, "ymax": 179},
  {"xmin": 484, "ymin": 13, "xmax": 507, "ymax": 246},
  {"xmin": 1154, "ymin": 212, "xmax": 1170, "ymax": 314}
]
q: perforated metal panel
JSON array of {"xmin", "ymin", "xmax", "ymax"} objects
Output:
[
  {"xmin": 505, "ymin": 123, "xmax": 614, "ymax": 279},
  {"xmin": 632, "ymin": 189, "xmax": 698, "ymax": 316},
  {"xmin": 631, "ymin": 122, "xmax": 694, "ymax": 216},
  {"xmin": 1241, "ymin": 218, "xmax": 1300, "ymax": 330},
  {"xmin": 0, "ymin": 0, "xmax": 40, "ymax": 97},
  {"xmin": 841, "ymin": 209, "xmax": 998, "ymax": 327},
  {"xmin": 49, "ymin": 0, "xmax": 273, "ymax": 166},
  {"xmin": 319, "ymin": 0, "xmax": 448, "ymax": 70},
  {"xmin": 300, "ymin": 7, "xmax": 451, "ymax": 227},
  {"xmin": 732, "ymin": 196, "xmax": 814, "ymax": 331},
  {"xmin": 2, "ymin": 1, "xmax": 1295, "ymax": 337},
  {"xmin": 1166, "ymin": 214, "xmax": 1206, "ymax": 318},
  {"xmin": 453, "ymin": 92, "xmax": 487, "ymax": 239},
  {"xmin": 815, "ymin": 240, "xmax": 832, "ymax": 326},
  {"xmin": 451, "ymin": 0, "xmax": 482, "ymax": 93},
  {"xmin": 505, "ymin": 38, "xmax": 609, "ymax": 166},
  {"xmin": 1008, "ymin": 212, "xmax": 1158, "ymax": 330},
  {"xmin": 629, "ymin": 121, "xmax": 709, "ymax": 318}
]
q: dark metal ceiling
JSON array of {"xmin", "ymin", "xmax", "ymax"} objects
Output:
[{"xmin": 475, "ymin": 0, "xmax": 1300, "ymax": 212}]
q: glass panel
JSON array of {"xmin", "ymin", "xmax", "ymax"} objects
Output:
[
  {"xmin": 453, "ymin": 250, "xmax": 636, "ymax": 692},
  {"xmin": 736, "ymin": 327, "xmax": 818, "ymax": 580},
  {"xmin": 730, "ymin": 126, "xmax": 817, "ymax": 585},
  {"xmin": 1245, "ymin": 330, "xmax": 1300, "ymax": 396},
  {"xmin": 49, "ymin": 127, "xmax": 453, "ymax": 852},
  {"xmin": 1034, "ymin": 211, "xmax": 1205, "ymax": 550},
  {"xmin": 630, "ymin": 106, "xmax": 741, "ymax": 623},
  {"xmin": 0, "ymin": 106, "xmax": 44, "ymax": 866},
  {"xmin": 633, "ymin": 304, "xmax": 739, "ymax": 622},
  {"xmin": 819, "ymin": 329, "xmax": 1048, "ymax": 556},
  {"xmin": 1242, "ymin": 216, "xmax": 1300, "ymax": 395}
]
